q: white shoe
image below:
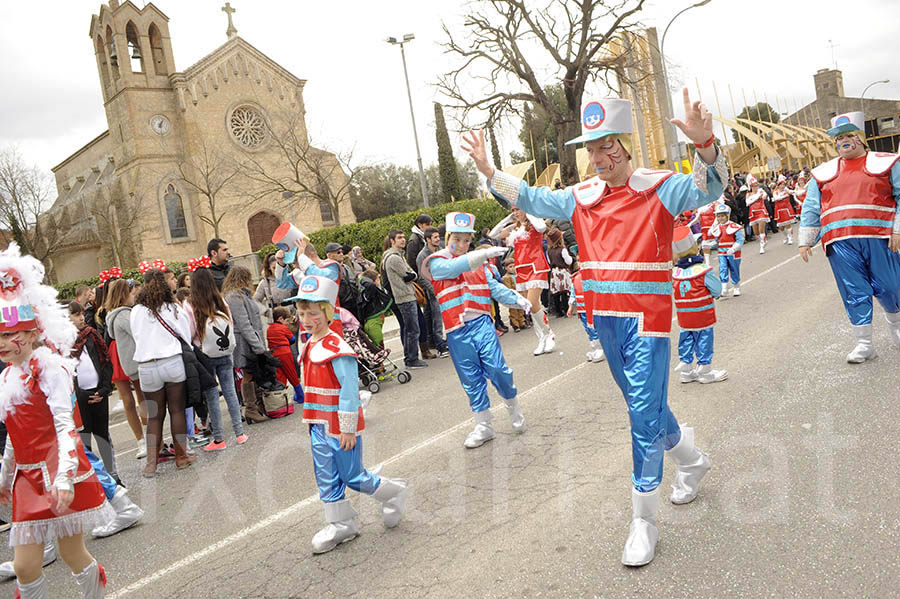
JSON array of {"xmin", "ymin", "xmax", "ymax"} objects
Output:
[
  {"xmin": 72, "ymin": 560, "xmax": 106, "ymax": 599},
  {"xmin": 696, "ymin": 364, "xmax": 727, "ymax": 384},
  {"xmin": 719, "ymin": 283, "xmax": 732, "ymax": 300},
  {"xmin": 667, "ymin": 426, "xmax": 711, "ymax": 504},
  {"xmin": 136, "ymin": 439, "xmax": 147, "ymax": 459},
  {"xmin": 0, "ymin": 540, "xmax": 56, "ymax": 579},
  {"xmin": 732, "ymin": 285, "xmax": 741, "ymax": 297},
  {"xmin": 464, "ymin": 410, "xmax": 495, "ymax": 448},
  {"xmin": 372, "ymin": 477, "xmax": 408, "ymax": 528},
  {"xmin": 847, "ymin": 323, "xmax": 877, "ymax": 363},
  {"xmin": 673, "ymin": 361, "xmax": 693, "ymax": 373},
  {"xmin": 92, "ymin": 486, "xmax": 143, "ymax": 537},
  {"xmin": 312, "ymin": 500, "xmax": 359, "ymax": 554},
  {"xmin": 885, "ymin": 312, "xmax": 900, "ymax": 348},
  {"xmin": 787, "ymin": 235, "xmax": 793, "ymax": 245},
  {"xmin": 679, "ymin": 368, "xmax": 699, "ymax": 384},
  {"xmin": 621, "ymin": 488, "xmax": 659, "ymax": 567},
  {"xmin": 542, "ymin": 333, "xmax": 557, "ymax": 354},
  {"xmin": 586, "ymin": 340, "xmax": 605, "ymax": 362},
  {"xmin": 783, "ymin": 235, "xmax": 789, "ymax": 245},
  {"xmin": 504, "ymin": 397, "xmax": 527, "ymax": 432}
]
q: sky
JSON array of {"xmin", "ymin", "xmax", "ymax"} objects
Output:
[{"xmin": 2, "ymin": 0, "xmax": 899, "ymax": 181}]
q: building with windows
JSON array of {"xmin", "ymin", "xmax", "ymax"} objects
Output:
[{"xmin": 43, "ymin": 1, "xmax": 354, "ymax": 282}]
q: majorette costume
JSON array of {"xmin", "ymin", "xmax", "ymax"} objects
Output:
[
  {"xmin": 745, "ymin": 174, "xmax": 770, "ymax": 253},
  {"xmin": 422, "ymin": 212, "xmax": 528, "ymax": 448},
  {"xmin": 799, "ymin": 111, "xmax": 900, "ymax": 363},
  {"xmin": 708, "ymin": 202, "xmax": 745, "ymax": 298},
  {"xmin": 671, "ymin": 227, "xmax": 727, "ymax": 384},
  {"xmin": 289, "ymin": 275, "xmax": 407, "ymax": 554},
  {"xmin": 0, "ymin": 244, "xmax": 113, "ymax": 598},
  {"xmin": 489, "ymin": 212, "xmax": 558, "ymax": 356},
  {"xmin": 772, "ymin": 175, "xmax": 796, "ymax": 244},
  {"xmin": 488, "ymin": 97, "xmax": 720, "ymax": 566},
  {"xmin": 788, "ymin": 174, "xmax": 809, "ymax": 214},
  {"xmin": 568, "ymin": 270, "xmax": 605, "ymax": 362}
]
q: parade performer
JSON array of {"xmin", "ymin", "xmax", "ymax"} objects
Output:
[
  {"xmin": 0, "ymin": 244, "xmax": 113, "ymax": 598},
  {"xmin": 292, "ymin": 275, "xmax": 407, "ymax": 553},
  {"xmin": 709, "ymin": 203, "xmax": 745, "ymax": 298},
  {"xmin": 489, "ymin": 209, "xmax": 557, "ymax": 355},
  {"xmin": 788, "ymin": 173, "xmax": 809, "ymax": 215},
  {"xmin": 799, "ymin": 111, "xmax": 900, "ymax": 363},
  {"xmin": 695, "ymin": 202, "xmax": 717, "ymax": 265},
  {"xmin": 421, "ymin": 212, "xmax": 530, "ymax": 448},
  {"xmin": 772, "ymin": 175, "xmax": 795, "ymax": 244},
  {"xmin": 567, "ymin": 269, "xmax": 605, "ymax": 362},
  {"xmin": 745, "ymin": 174, "xmax": 770, "ymax": 253},
  {"xmin": 672, "ymin": 227, "xmax": 728, "ymax": 384},
  {"xmin": 464, "ymin": 90, "xmax": 722, "ymax": 566}
]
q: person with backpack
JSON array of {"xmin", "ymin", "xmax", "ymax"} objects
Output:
[{"xmin": 186, "ymin": 268, "xmax": 248, "ymax": 450}]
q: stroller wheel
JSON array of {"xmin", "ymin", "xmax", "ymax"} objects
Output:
[
  {"xmin": 360, "ymin": 374, "xmax": 372, "ymax": 386},
  {"xmin": 368, "ymin": 381, "xmax": 381, "ymax": 394},
  {"xmin": 397, "ymin": 371, "xmax": 411, "ymax": 384}
]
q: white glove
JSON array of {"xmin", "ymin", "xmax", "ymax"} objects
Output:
[
  {"xmin": 516, "ymin": 295, "xmax": 532, "ymax": 313},
  {"xmin": 726, "ymin": 247, "xmax": 736, "ymax": 256},
  {"xmin": 466, "ymin": 246, "xmax": 508, "ymax": 270}
]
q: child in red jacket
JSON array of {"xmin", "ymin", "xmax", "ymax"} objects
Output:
[{"xmin": 267, "ymin": 307, "xmax": 303, "ymax": 404}]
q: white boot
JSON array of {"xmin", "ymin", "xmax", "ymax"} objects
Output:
[
  {"xmin": 504, "ymin": 396, "xmax": 527, "ymax": 432},
  {"xmin": 92, "ymin": 486, "xmax": 144, "ymax": 538},
  {"xmin": 679, "ymin": 367, "xmax": 699, "ymax": 384},
  {"xmin": 884, "ymin": 311, "xmax": 900, "ymax": 348},
  {"xmin": 621, "ymin": 488, "xmax": 659, "ymax": 567},
  {"xmin": 586, "ymin": 339, "xmax": 605, "ymax": 362},
  {"xmin": 532, "ymin": 309, "xmax": 556, "ymax": 355},
  {"xmin": 16, "ymin": 574, "xmax": 49, "ymax": 599},
  {"xmin": 464, "ymin": 410, "xmax": 495, "ymax": 448},
  {"xmin": 719, "ymin": 282, "xmax": 732, "ymax": 300},
  {"xmin": 847, "ymin": 323, "xmax": 877, "ymax": 363},
  {"xmin": 696, "ymin": 363, "xmax": 727, "ymax": 384},
  {"xmin": 372, "ymin": 477, "xmax": 408, "ymax": 528},
  {"xmin": 72, "ymin": 560, "xmax": 106, "ymax": 599},
  {"xmin": 732, "ymin": 284, "xmax": 741, "ymax": 297},
  {"xmin": 312, "ymin": 500, "xmax": 359, "ymax": 554},
  {"xmin": 0, "ymin": 540, "xmax": 56, "ymax": 579},
  {"xmin": 759, "ymin": 234, "xmax": 766, "ymax": 254},
  {"xmin": 667, "ymin": 426, "xmax": 711, "ymax": 504},
  {"xmin": 532, "ymin": 320, "xmax": 547, "ymax": 356},
  {"xmin": 135, "ymin": 438, "xmax": 146, "ymax": 459},
  {"xmin": 786, "ymin": 229, "xmax": 793, "ymax": 245}
]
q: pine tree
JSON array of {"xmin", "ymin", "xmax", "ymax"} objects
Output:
[
  {"xmin": 488, "ymin": 124, "xmax": 503, "ymax": 171},
  {"xmin": 434, "ymin": 103, "xmax": 461, "ymax": 204}
]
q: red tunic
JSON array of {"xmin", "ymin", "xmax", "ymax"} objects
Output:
[
  {"xmin": 423, "ymin": 250, "xmax": 493, "ymax": 333},
  {"xmin": 673, "ymin": 264, "xmax": 717, "ymax": 331},
  {"xmin": 510, "ymin": 226, "xmax": 549, "ymax": 288},
  {"xmin": 300, "ymin": 331, "xmax": 364, "ymax": 438},
  {"xmin": 699, "ymin": 205, "xmax": 716, "ymax": 240},
  {"xmin": 773, "ymin": 191, "xmax": 795, "ymax": 226},
  {"xmin": 746, "ymin": 190, "xmax": 770, "ymax": 225},
  {"xmin": 709, "ymin": 221, "xmax": 743, "ymax": 259},
  {"xmin": 792, "ymin": 187, "xmax": 807, "ymax": 213}
]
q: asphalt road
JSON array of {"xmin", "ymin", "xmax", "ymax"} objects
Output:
[{"xmin": 6, "ymin": 230, "xmax": 900, "ymax": 598}]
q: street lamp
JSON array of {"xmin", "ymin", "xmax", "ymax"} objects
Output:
[
  {"xmin": 387, "ymin": 33, "xmax": 430, "ymax": 208},
  {"xmin": 659, "ymin": 0, "xmax": 713, "ymax": 171},
  {"xmin": 860, "ymin": 79, "xmax": 890, "ymax": 114}
]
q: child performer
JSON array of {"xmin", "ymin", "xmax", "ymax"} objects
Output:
[
  {"xmin": 291, "ymin": 275, "xmax": 407, "ymax": 553},
  {"xmin": 672, "ymin": 227, "xmax": 728, "ymax": 384},
  {"xmin": 267, "ymin": 306, "xmax": 303, "ymax": 405},
  {"xmin": 708, "ymin": 203, "xmax": 745, "ymax": 298},
  {"xmin": 745, "ymin": 174, "xmax": 770, "ymax": 253},
  {"xmin": 501, "ymin": 257, "xmax": 526, "ymax": 332},
  {"xmin": 0, "ymin": 244, "xmax": 114, "ymax": 598},
  {"xmin": 422, "ymin": 212, "xmax": 532, "ymax": 448},
  {"xmin": 694, "ymin": 202, "xmax": 717, "ymax": 265},
  {"xmin": 772, "ymin": 175, "xmax": 795, "ymax": 245},
  {"xmin": 567, "ymin": 269, "xmax": 605, "ymax": 362},
  {"xmin": 489, "ymin": 209, "xmax": 557, "ymax": 355}
]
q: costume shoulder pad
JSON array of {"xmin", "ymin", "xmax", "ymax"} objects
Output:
[
  {"xmin": 811, "ymin": 157, "xmax": 840, "ymax": 183},
  {"xmin": 865, "ymin": 152, "xmax": 900, "ymax": 176},
  {"xmin": 571, "ymin": 176, "xmax": 607, "ymax": 208},
  {"xmin": 307, "ymin": 332, "xmax": 356, "ymax": 364},
  {"xmin": 725, "ymin": 222, "xmax": 743, "ymax": 235},
  {"xmin": 628, "ymin": 168, "xmax": 674, "ymax": 195}
]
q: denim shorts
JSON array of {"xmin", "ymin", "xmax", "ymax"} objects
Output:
[{"xmin": 137, "ymin": 354, "xmax": 186, "ymax": 392}]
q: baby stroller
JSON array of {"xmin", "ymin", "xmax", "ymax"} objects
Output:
[{"xmin": 340, "ymin": 309, "xmax": 410, "ymax": 393}]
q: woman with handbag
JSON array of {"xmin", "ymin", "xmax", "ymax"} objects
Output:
[
  {"xmin": 223, "ymin": 266, "xmax": 269, "ymax": 423},
  {"xmin": 186, "ymin": 268, "xmax": 248, "ymax": 450},
  {"xmin": 130, "ymin": 268, "xmax": 196, "ymax": 477},
  {"xmin": 254, "ymin": 252, "xmax": 294, "ymax": 324}
]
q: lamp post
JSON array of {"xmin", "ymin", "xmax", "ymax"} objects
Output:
[
  {"xmin": 387, "ymin": 34, "xmax": 430, "ymax": 208},
  {"xmin": 660, "ymin": 0, "xmax": 712, "ymax": 171},
  {"xmin": 860, "ymin": 79, "xmax": 890, "ymax": 114}
]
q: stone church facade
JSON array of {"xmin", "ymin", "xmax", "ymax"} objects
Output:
[{"xmin": 44, "ymin": 0, "xmax": 354, "ymax": 282}]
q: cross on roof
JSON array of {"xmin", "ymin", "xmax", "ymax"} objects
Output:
[{"xmin": 222, "ymin": 2, "xmax": 237, "ymax": 39}]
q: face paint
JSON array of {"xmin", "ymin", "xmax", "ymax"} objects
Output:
[{"xmin": 10, "ymin": 336, "xmax": 23, "ymax": 354}]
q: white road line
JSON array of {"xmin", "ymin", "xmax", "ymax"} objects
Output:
[{"xmin": 109, "ymin": 251, "xmax": 802, "ymax": 597}]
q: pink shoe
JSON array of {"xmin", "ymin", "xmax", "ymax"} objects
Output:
[
  {"xmin": 236, "ymin": 434, "xmax": 249, "ymax": 445},
  {"xmin": 203, "ymin": 440, "xmax": 226, "ymax": 452}
]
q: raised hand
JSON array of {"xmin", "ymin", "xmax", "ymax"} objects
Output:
[
  {"xmin": 461, "ymin": 130, "xmax": 494, "ymax": 179},
  {"xmin": 670, "ymin": 88, "xmax": 714, "ymax": 146}
]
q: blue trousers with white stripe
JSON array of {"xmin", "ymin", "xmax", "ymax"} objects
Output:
[
  {"xmin": 827, "ymin": 238, "xmax": 900, "ymax": 325},
  {"xmin": 447, "ymin": 315, "xmax": 517, "ymax": 413},
  {"xmin": 678, "ymin": 327, "xmax": 714, "ymax": 365}
]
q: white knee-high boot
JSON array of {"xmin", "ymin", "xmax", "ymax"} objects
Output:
[
  {"xmin": 621, "ymin": 488, "xmax": 659, "ymax": 567},
  {"xmin": 72, "ymin": 560, "xmax": 106, "ymax": 599},
  {"xmin": 847, "ymin": 323, "xmax": 877, "ymax": 363},
  {"xmin": 666, "ymin": 426, "xmax": 711, "ymax": 504},
  {"xmin": 16, "ymin": 574, "xmax": 49, "ymax": 599},
  {"xmin": 531, "ymin": 308, "xmax": 555, "ymax": 355},
  {"xmin": 885, "ymin": 311, "xmax": 900, "ymax": 348}
]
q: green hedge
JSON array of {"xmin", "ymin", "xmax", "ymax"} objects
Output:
[
  {"xmin": 54, "ymin": 262, "xmax": 187, "ymax": 301},
  {"xmin": 255, "ymin": 198, "xmax": 508, "ymax": 268}
]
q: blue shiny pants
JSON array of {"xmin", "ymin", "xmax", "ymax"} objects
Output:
[
  {"xmin": 447, "ymin": 315, "xmax": 517, "ymax": 413},
  {"xmin": 718, "ymin": 255, "xmax": 741, "ymax": 284},
  {"xmin": 594, "ymin": 316, "xmax": 682, "ymax": 492},
  {"xmin": 85, "ymin": 449, "xmax": 117, "ymax": 501},
  {"xmin": 578, "ymin": 313, "xmax": 599, "ymax": 341},
  {"xmin": 678, "ymin": 327, "xmax": 714, "ymax": 365},
  {"xmin": 309, "ymin": 423, "xmax": 380, "ymax": 503},
  {"xmin": 826, "ymin": 238, "xmax": 900, "ymax": 325}
]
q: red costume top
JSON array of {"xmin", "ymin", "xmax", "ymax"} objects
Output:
[
  {"xmin": 673, "ymin": 264, "xmax": 717, "ymax": 331},
  {"xmin": 790, "ymin": 185, "xmax": 807, "ymax": 212},
  {"xmin": 509, "ymin": 225, "xmax": 549, "ymax": 285},
  {"xmin": 709, "ymin": 221, "xmax": 743, "ymax": 259},
  {"xmin": 300, "ymin": 331, "xmax": 364, "ymax": 438},
  {"xmin": 746, "ymin": 189, "xmax": 769, "ymax": 225},
  {"xmin": 773, "ymin": 190, "xmax": 795, "ymax": 225},
  {"xmin": 699, "ymin": 205, "xmax": 716, "ymax": 240},
  {"xmin": 571, "ymin": 271, "xmax": 586, "ymax": 315},
  {"xmin": 423, "ymin": 250, "xmax": 493, "ymax": 333}
]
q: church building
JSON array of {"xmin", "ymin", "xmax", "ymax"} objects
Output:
[{"xmin": 44, "ymin": 1, "xmax": 354, "ymax": 282}]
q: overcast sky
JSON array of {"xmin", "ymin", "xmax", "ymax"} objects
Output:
[{"xmin": 2, "ymin": 0, "xmax": 899, "ymax": 180}]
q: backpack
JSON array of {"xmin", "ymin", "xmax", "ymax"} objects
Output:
[{"xmin": 201, "ymin": 314, "xmax": 236, "ymax": 358}]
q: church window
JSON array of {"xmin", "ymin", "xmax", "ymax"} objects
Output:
[
  {"xmin": 148, "ymin": 24, "xmax": 168, "ymax": 76},
  {"xmin": 228, "ymin": 105, "xmax": 267, "ymax": 149},
  {"xmin": 317, "ymin": 183, "xmax": 336, "ymax": 225},
  {"xmin": 164, "ymin": 184, "xmax": 189, "ymax": 239},
  {"xmin": 126, "ymin": 22, "xmax": 144, "ymax": 73},
  {"xmin": 106, "ymin": 26, "xmax": 120, "ymax": 80}
]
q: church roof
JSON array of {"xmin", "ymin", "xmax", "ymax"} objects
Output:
[{"xmin": 181, "ymin": 35, "xmax": 306, "ymax": 89}]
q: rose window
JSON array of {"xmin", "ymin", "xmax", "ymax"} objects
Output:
[{"xmin": 228, "ymin": 105, "xmax": 266, "ymax": 148}]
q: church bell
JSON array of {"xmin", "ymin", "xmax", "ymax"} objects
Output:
[{"xmin": 130, "ymin": 43, "xmax": 142, "ymax": 60}]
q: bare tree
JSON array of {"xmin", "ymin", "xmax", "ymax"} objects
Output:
[
  {"xmin": 91, "ymin": 167, "xmax": 150, "ymax": 267},
  {"xmin": 239, "ymin": 109, "xmax": 364, "ymax": 226},
  {"xmin": 439, "ymin": 0, "xmax": 645, "ymax": 184},
  {"xmin": 0, "ymin": 147, "xmax": 59, "ymax": 262}
]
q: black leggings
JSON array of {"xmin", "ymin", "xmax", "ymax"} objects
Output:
[
  {"xmin": 143, "ymin": 381, "xmax": 188, "ymax": 456},
  {"xmin": 75, "ymin": 387, "xmax": 116, "ymax": 477}
]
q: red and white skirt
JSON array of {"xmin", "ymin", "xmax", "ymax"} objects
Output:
[
  {"xmin": 774, "ymin": 199, "xmax": 795, "ymax": 227},
  {"xmin": 748, "ymin": 203, "xmax": 769, "ymax": 226},
  {"xmin": 514, "ymin": 264, "xmax": 549, "ymax": 291}
]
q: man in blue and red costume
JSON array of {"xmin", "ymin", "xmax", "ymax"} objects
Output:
[
  {"xmin": 798, "ymin": 111, "xmax": 900, "ymax": 363},
  {"xmin": 462, "ymin": 89, "xmax": 726, "ymax": 566}
]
